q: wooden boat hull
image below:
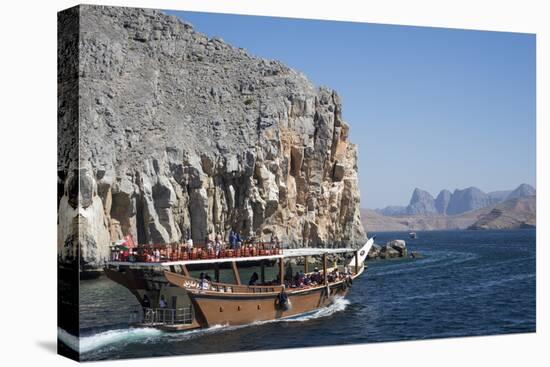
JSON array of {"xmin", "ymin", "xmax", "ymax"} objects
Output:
[
  {"xmin": 189, "ymin": 283, "xmax": 349, "ymax": 326},
  {"xmin": 164, "ymin": 270, "xmax": 360, "ymax": 327}
]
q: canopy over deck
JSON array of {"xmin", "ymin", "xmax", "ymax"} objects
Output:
[
  {"xmin": 106, "ymin": 247, "xmax": 358, "ymax": 267},
  {"xmin": 283, "ymin": 248, "xmax": 356, "ymax": 257}
]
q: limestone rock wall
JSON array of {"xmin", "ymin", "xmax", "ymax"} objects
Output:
[{"xmin": 57, "ymin": 5, "xmax": 366, "ymax": 270}]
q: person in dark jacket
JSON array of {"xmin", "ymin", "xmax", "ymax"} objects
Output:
[
  {"xmin": 142, "ymin": 295, "xmax": 151, "ymax": 308},
  {"xmin": 229, "ymin": 231, "xmax": 237, "ymax": 249},
  {"xmin": 249, "ymin": 272, "xmax": 259, "ymax": 285}
]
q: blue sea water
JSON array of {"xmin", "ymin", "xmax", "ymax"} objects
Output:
[{"xmin": 65, "ymin": 229, "xmax": 536, "ymax": 361}]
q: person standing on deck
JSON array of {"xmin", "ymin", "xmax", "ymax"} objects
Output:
[
  {"xmin": 154, "ymin": 249, "xmax": 161, "ymax": 262},
  {"xmin": 159, "ymin": 295, "xmax": 167, "ymax": 308},
  {"xmin": 207, "ymin": 233, "xmax": 214, "ymax": 250},
  {"xmin": 142, "ymin": 295, "xmax": 151, "ymax": 309},
  {"xmin": 229, "ymin": 231, "xmax": 237, "ymax": 249}
]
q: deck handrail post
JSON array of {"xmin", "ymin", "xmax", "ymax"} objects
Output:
[
  {"xmin": 304, "ymin": 255, "xmax": 308, "ymax": 274},
  {"xmin": 279, "ymin": 257, "xmax": 284, "ymax": 286},
  {"xmin": 323, "ymin": 253, "xmax": 328, "ymax": 285},
  {"xmin": 231, "ymin": 261, "xmax": 241, "ymax": 285},
  {"xmin": 260, "ymin": 260, "xmax": 266, "ymax": 284},
  {"xmin": 181, "ymin": 264, "xmax": 190, "ymax": 277}
]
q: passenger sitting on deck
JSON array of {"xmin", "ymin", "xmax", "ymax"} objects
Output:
[
  {"xmin": 311, "ymin": 267, "xmax": 321, "ymax": 284},
  {"xmin": 199, "ymin": 273, "xmax": 210, "ymax": 290},
  {"xmin": 249, "ymin": 272, "xmax": 259, "ymax": 285},
  {"xmin": 159, "ymin": 295, "xmax": 167, "ymax": 308},
  {"xmin": 294, "ymin": 271, "xmax": 305, "ymax": 287},
  {"xmin": 328, "ymin": 269, "xmax": 337, "ymax": 282},
  {"xmin": 344, "ymin": 265, "xmax": 352, "ymax": 277},
  {"xmin": 298, "ymin": 270, "xmax": 306, "ymax": 285},
  {"xmin": 186, "ymin": 238, "xmax": 193, "ymax": 252},
  {"xmin": 293, "ymin": 272, "xmax": 300, "ymax": 287}
]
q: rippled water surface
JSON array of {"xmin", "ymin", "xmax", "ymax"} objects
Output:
[{"xmin": 62, "ymin": 230, "xmax": 536, "ymax": 361}]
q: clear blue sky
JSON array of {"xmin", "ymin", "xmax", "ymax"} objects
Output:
[{"xmin": 164, "ymin": 10, "xmax": 536, "ymax": 209}]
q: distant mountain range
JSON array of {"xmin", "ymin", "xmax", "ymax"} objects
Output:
[
  {"xmin": 363, "ymin": 184, "xmax": 536, "ymax": 232},
  {"xmin": 375, "ymin": 184, "xmax": 535, "ymax": 216},
  {"xmin": 468, "ymin": 196, "xmax": 536, "ymax": 230}
]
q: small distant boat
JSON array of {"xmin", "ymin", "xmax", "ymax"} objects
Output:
[{"xmin": 409, "ymin": 232, "xmax": 417, "ymax": 239}]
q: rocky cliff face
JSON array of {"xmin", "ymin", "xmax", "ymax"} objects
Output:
[
  {"xmin": 57, "ymin": 5, "xmax": 366, "ymax": 270},
  {"xmin": 446, "ymin": 187, "xmax": 492, "ymax": 215},
  {"xmin": 435, "ymin": 189, "xmax": 451, "ymax": 215}
]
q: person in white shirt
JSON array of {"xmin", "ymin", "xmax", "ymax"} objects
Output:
[
  {"xmin": 154, "ymin": 249, "xmax": 161, "ymax": 262},
  {"xmin": 199, "ymin": 273, "xmax": 210, "ymax": 290}
]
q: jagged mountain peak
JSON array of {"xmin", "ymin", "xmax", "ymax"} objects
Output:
[
  {"xmin": 409, "ymin": 188, "xmax": 435, "ymax": 204},
  {"xmin": 507, "ymin": 183, "xmax": 536, "ymax": 200},
  {"xmin": 406, "ymin": 188, "xmax": 436, "ymax": 215},
  {"xmin": 374, "ymin": 184, "xmax": 534, "ymax": 218}
]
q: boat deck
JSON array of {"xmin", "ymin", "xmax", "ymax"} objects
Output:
[{"xmin": 107, "ymin": 247, "xmax": 357, "ymax": 267}]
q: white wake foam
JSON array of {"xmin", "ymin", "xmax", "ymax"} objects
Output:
[
  {"xmin": 61, "ymin": 297, "xmax": 350, "ymax": 354},
  {"xmin": 281, "ymin": 296, "xmax": 350, "ymax": 322},
  {"xmin": 59, "ymin": 327, "xmax": 164, "ymax": 354}
]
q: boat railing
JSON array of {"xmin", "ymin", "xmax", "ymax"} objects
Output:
[
  {"xmin": 164, "ymin": 269, "xmax": 358, "ymax": 295},
  {"xmin": 110, "ymin": 244, "xmax": 283, "ymax": 263},
  {"xmin": 164, "ymin": 272, "xmax": 284, "ymax": 294},
  {"xmin": 209, "ymin": 283, "xmax": 283, "ymax": 294},
  {"xmin": 142, "ymin": 306, "xmax": 194, "ymax": 325}
]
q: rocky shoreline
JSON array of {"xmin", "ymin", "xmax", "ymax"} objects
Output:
[{"xmin": 367, "ymin": 239, "xmax": 419, "ymax": 260}]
